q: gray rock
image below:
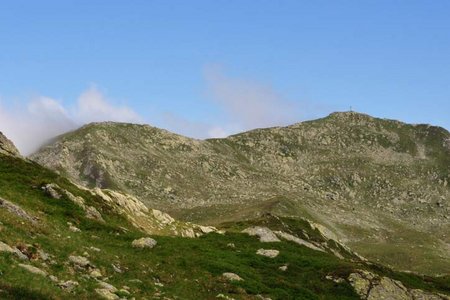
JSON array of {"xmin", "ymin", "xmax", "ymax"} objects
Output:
[
  {"xmin": 348, "ymin": 270, "xmax": 450, "ymax": 300},
  {"xmin": 256, "ymin": 249, "xmax": 280, "ymax": 258},
  {"xmin": 279, "ymin": 265, "xmax": 288, "ymax": 271},
  {"xmin": 89, "ymin": 269, "xmax": 102, "ymax": 278},
  {"xmin": 69, "ymin": 225, "xmax": 81, "ymax": 232},
  {"xmin": 274, "ymin": 231, "xmax": 324, "ymax": 252},
  {"xmin": 216, "ymin": 294, "xmax": 236, "ymax": 300},
  {"xmin": 242, "ymin": 227, "xmax": 280, "ymax": 243},
  {"xmin": 131, "ymin": 237, "xmax": 157, "ymax": 249},
  {"xmin": 69, "ymin": 255, "xmax": 91, "ymax": 268},
  {"xmin": 95, "ymin": 289, "xmax": 119, "ymax": 300},
  {"xmin": 0, "ymin": 241, "xmax": 28, "ymax": 260},
  {"xmin": 58, "ymin": 280, "xmax": 79, "ymax": 291},
  {"xmin": 0, "ymin": 197, "xmax": 37, "ymax": 224},
  {"xmin": 42, "ymin": 183, "xmax": 62, "ymax": 199},
  {"xmin": 18, "ymin": 264, "xmax": 47, "ymax": 276},
  {"xmin": 222, "ymin": 272, "xmax": 243, "ymax": 281},
  {"xmin": 97, "ymin": 281, "xmax": 118, "ymax": 293},
  {"xmin": 90, "ymin": 246, "xmax": 101, "ymax": 252},
  {"xmin": 112, "ymin": 264, "xmax": 123, "ymax": 273},
  {"xmin": 197, "ymin": 225, "xmax": 217, "ymax": 234},
  {"xmin": 85, "ymin": 206, "xmax": 104, "ymax": 222},
  {"xmin": 0, "ymin": 132, "xmax": 20, "ymax": 157}
]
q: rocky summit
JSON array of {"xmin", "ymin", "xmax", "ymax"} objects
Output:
[{"xmin": 31, "ymin": 112, "xmax": 450, "ymax": 275}]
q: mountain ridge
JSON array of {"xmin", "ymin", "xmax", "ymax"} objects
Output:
[
  {"xmin": 0, "ymin": 115, "xmax": 449, "ymax": 298},
  {"xmin": 30, "ymin": 111, "xmax": 450, "ymax": 275}
]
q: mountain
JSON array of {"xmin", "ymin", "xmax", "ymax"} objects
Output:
[
  {"xmin": 2, "ymin": 131, "xmax": 449, "ymax": 299},
  {"xmin": 31, "ymin": 111, "xmax": 450, "ymax": 276}
]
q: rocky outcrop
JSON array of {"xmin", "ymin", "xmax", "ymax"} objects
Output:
[
  {"xmin": 347, "ymin": 270, "xmax": 450, "ymax": 300},
  {"xmin": 43, "ymin": 183, "xmax": 104, "ymax": 222},
  {"xmin": 274, "ymin": 231, "xmax": 324, "ymax": 252},
  {"xmin": 0, "ymin": 241, "xmax": 28, "ymax": 260},
  {"xmin": 242, "ymin": 227, "xmax": 280, "ymax": 242},
  {"xmin": 0, "ymin": 132, "xmax": 20, "ymax": 157},
  {"xmin": 41, "ymin": 182, "xmax": 217, "ymax": 239},
  {"xmin": 0, "ymin": 197, "xmax": 38, "ymax": 224},
  {"xmin": 91, "ymin": 188, "xmax": 217, "ymax": 237}
]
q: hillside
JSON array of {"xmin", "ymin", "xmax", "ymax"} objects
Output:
[
  {"xmin": 31, "ymin": 112, "xmax": 450, "ymax": 276},
  {"xmin": 2, "ymin": 131, "xmax": 449, "ymax": 299}
]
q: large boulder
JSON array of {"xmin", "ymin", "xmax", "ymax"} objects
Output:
[{"xmin": 0, "ymin": 132, "xmax": 20, "ymax": 157}]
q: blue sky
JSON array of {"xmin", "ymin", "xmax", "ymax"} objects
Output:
[{"xmin": 0, "ymin": 1, "xmax": 449, "ymax": 154}]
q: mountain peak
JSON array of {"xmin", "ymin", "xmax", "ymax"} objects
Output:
[{"xmin": 327, "ymin": 110, "xmax": 375, "ymax": 120}]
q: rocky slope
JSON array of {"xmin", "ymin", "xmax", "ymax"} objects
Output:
[
  {"xmin": 0, "ymin": 128, "xmax": 449, "ymax": 298},
  {"xmin": 31, "ymin": 112, "xmax": 450, "ymax": 275}
]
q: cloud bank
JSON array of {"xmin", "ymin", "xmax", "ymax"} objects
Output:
[
  {"xmin": 162, "ymin": 66, "xmax": 304, "ymax": 139},
  {"xmin": 0, "ymin": 86, "xmax": 142, "ymax": 155},
  {"xmin": 204, "ymin": 66, "xmax": 300, "ymax": 130}
]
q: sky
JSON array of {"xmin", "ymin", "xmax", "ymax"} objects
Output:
[{"xmin": 0, "ymin": 1, "xmax": 449, "ymax": 155}]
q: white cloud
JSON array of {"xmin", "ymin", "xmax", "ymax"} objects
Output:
[
  {"xmin": 75, "ymin": 86, "xmax": 141, "ymax": 123},
  {"xmin": 207, "ymin": 126, "xmax": 229, "ymax": 138},
  {"xmin": 204, "ymin": 65, "xmax": 301, "ymax": 131},
  {"xmin": 0, "ymin": 87, "xmax": 142, "ymax": 156},
  {"xmin": 161, "ymin": 112, "xmax": 232, "ymax": 139},
  {"xmin": 156, "ymin": 66, "xmax": 308, "ymax": 140}
]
